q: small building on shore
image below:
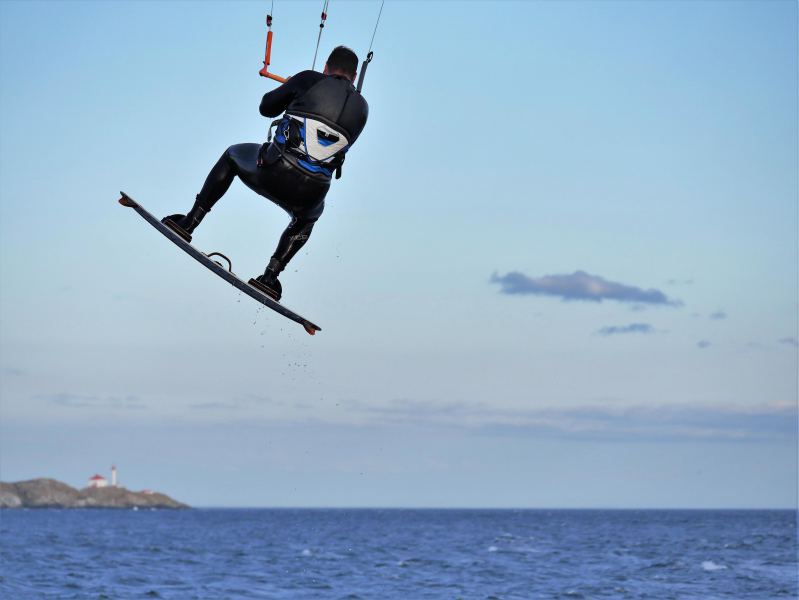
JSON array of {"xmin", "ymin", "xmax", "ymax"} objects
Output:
[{"xmin": 87, "ymin": 474, "xmax": 107, "ymax": 488}]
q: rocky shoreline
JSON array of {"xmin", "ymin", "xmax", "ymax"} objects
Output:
[{"xmin": 0, "ymin": 478, "xmax": 188, "ymax": 509}]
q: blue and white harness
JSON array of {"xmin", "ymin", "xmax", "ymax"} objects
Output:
[{"xmin": 270, "ymin": 114, "xmax": 350, "ymax": 178}]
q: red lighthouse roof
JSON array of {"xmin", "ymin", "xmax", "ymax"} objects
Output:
[{"xmin": 89, "ymin": 474, "xmax": 106, "ymax": 481}]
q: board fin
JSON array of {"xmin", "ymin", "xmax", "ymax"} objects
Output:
[{"xmin": 118, "ymin": 193, "xmax": 137, "ymax": 208}]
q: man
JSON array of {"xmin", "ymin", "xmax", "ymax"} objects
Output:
[{"xmin": 162, "ymin": 46, "xmax": 369, "ymax": 301}]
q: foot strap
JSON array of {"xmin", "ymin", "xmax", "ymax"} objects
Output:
[
  {"xmin": 162, "ymin": 218, "xmax": 192, "ymax": 243},
  {"xmin": 206, "ymin": 252, "xmax": 233, "ymax": 273}
]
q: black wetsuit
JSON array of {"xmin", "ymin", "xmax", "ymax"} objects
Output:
[{"xmin": 195, "ymin": 70, "xmax": 369, "ymax": 272}]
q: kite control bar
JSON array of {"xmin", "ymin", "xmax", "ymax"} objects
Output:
[
  {"xmin": 258, "ymin": 1, "xmax": 382, "ymax": 93},
  {"xmin": 258, "ymin": 14, "xmax": 287, "ymax": 83}
]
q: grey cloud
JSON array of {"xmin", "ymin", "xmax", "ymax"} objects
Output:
[
  {"xmin": 189, "ymin": 394, "xmax": 286, "ymax": 411},
  {"xmin": 1, "ymin": 367, "xmax": 24, "ymax": 376},
  {"xmin": 38, "ymin": 393, "xmax": 145, "ymax": 409},
  {"xmin": 340, "ymin": 399, "xmax": 477, "ymax": 426},
  {"xmin": 240, "ymin": 394, "xmax": 280, "ymax": 405},
  {"xmin": 190, "ymin": 401, "xmax": 239, "ymax": 410},
  {"xmin": 597, "ymin": 323, "xmax": 654, "ymax": 336},
  {"xmin": 709, "ymin": 311, "xmax": 727, "ymax": 320},
  {"xmin": 348, "ymin": 398, "xmax": 796, "ymax": 443},
  {"xmin": 353, "ymin": 398, "xmax": 474, "ymax": 418},
  {"xmin": 479, "ymin": 403, "xmax": 797, "ymax": 443},
  {"xmin": 491, "ymin": 270, "xmax": 680, "ymax": 306},
  {"xmin": 778, "ymin": 337, "xmax": 798, "ymax": 348},
  {"xmin": 697, "ymin": 340, "xmax": 711, "ymax": 349}
]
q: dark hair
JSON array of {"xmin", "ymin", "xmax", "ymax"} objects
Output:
[{"xmin": 326, "ymin": 46, "xmax": 358, "ymax": 77}]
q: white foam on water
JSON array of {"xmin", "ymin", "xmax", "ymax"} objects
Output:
[
  {"xmin": 301, "ymin": 549, "xmax": 312, "ymax": 557},
  {"xmin": 701, "ymin": 560, "xmax": 727, "ymax": 571},
  {"xmin": 488, "ymin": 546, "xmax": 498, "ymax": 553}
]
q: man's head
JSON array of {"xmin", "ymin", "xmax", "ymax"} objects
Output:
[{"xmin": 324, "ymin": 46, "xmax": 358, "ymax": 82}]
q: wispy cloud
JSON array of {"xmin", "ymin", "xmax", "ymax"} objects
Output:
[
  {"xmin": 697, "ymin": 340, "xmax": 711, "ymax": 349},
  {"xmin": 188, "ymin": 394, "xmax": 306, "ymax": 411},
  {"xmin": 490, "ymin": 270, "xmax": 680, "ymax": 306},
  {"xmin": 479, "ymin": 403, "xmax": 797, "ymax": 443},
  {"xmin": 346, "ymin": 399, "xmax": 797, "ymax": 442},
  {"xmin": 778, "ymin": 337, "xmax": 798, "ymax": 348},
  {"xmin": 37, "ymin": 393, "xmax": 145, "ymax": 409},
  {"xmin": 709, "ymin": 310, "xmax": 727, "ymax": 320},
  {"xmin": 190, "ymin": 401, "xmax": 240, "ymax": 410},
  {"xmin": 597, "ymin": 323, "xmax": 654, "ymax": 336},
  {"xmin": 348, "ymin": 398, "xmax": 472, "ymax": 420},
  {"xmin": 1, "ymin": 367, "xmax": 24, "ymax": 377}
]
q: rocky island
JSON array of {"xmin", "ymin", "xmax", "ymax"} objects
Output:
[{"xmin": 0, "ymin": 478, "xmax": 189, "ymax": 509}]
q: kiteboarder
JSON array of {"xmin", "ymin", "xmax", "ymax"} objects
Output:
[{"xmin": 162, "ymin": 46, "xmax": 369, "ymax": 302}]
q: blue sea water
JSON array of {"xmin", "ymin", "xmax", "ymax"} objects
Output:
[{"xmin": 0, "ymin": 509, "xmax": 796, "ymax": 599}]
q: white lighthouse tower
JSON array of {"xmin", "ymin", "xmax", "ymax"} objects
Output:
[{"xmin": 111, "ymin": 464, "xmax": 118, "ymax": 487}]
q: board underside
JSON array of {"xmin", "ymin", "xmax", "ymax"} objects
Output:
[{"xmin": 118, "ymin": 191, "xmax": 320, "ymax": 335}]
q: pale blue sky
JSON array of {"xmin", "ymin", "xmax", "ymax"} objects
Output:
[{"xmin": 0, "ymin": 1, "xmax": 796, "ymax": 508}]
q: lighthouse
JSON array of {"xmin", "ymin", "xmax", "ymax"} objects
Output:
[{"xmin": 111, "ymin": 465, "xmax": 117, "ymax": 487}]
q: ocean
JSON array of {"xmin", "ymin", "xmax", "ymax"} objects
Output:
[{"xmin": 0, "ymin": 508, "xmax": 796, "ymax": 599}]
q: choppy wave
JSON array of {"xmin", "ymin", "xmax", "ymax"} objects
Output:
[{"xmin": 702, "ymin": 560, "xmax": 728, "ymax": 571}]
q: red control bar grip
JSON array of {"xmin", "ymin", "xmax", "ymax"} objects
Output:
[{"xmin": 258, "ymin": 17, "xmax": 287, "ymax": 83}]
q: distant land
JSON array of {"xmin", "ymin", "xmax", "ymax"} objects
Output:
[{"xmin": 0, "ymin": 478, "xmax": 189, "ymax": 509}]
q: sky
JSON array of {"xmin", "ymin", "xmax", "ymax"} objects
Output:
[{"xmin": 0, "ymin": 0, "xmax": 796, "ymax": 509}]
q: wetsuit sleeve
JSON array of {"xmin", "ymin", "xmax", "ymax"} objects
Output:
[{"xmin": 259, "ymin": 71, "xmax": 320, "ymax": 117}]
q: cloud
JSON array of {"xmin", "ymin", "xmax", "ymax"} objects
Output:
[
  {"xmin": 490, "ymin": 270, "xmax": 680, "ymax": 306},
  {"xmin": 188, "ymin": 394, "xmax": 295, "ymax": 411},
  {"xmin": 709, "ymin": 311, "xmax": 727, "ymax": 320},
  {"xmin": 778, "ymin": 337, "xmax": 798, "ymax": 348},
  {"xmin": 479, "ymin": 403, "xmax": 797, "ymax": 443},
  {"xmin": 346, "ymin": 398, "xmax": 797, "ymax": 442},
  {"xmin": 697, "ymin": 340, "xmax": 711, "ymax": 349},
  {"xmin": 349, "ymin": 398, "xmax": 473, "ymax": 419},
  {"xmin": 597, "ymin": 323, "xmax": 654, "ymax": 336},
  {"xmin": 37, "ymin": 393, "xmax": 145, "ymax": 409},
  {"xmin": 1, "ymin": 367, "xmax": 24, "ymax": 377},
  {"xmin": 190, "ymin": 401, "xmax": 240, "ymax": 410}
]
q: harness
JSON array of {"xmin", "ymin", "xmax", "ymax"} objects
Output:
[{"xmin": 267, "ymin": 114, "xmax": 350, "ymax": 179}]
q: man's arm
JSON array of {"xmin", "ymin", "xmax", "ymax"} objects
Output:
[{"xmin": 259, "ymin": 70, "xmax": 320, "ymax": 117}]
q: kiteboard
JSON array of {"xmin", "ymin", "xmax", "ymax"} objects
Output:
[{"xmin": 118, "ymin": 191, "xmax": 321, "ymax": 335}]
